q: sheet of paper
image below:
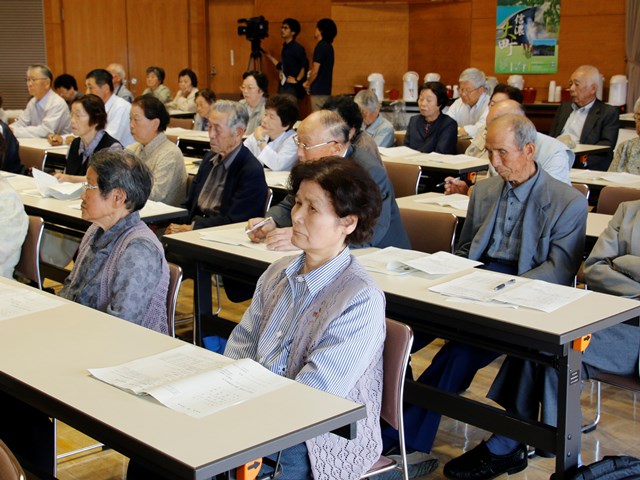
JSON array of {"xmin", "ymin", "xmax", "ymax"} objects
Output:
[
  {"xmin": 4, "ymin": 174, "xmax": 35, "ymax": 192},
  {"xmin": 415, "ymin": 193, "xmax": 469, "ymax": 211},
  {"xmin": 0, "ymin": 283, "xmax": 65, "ymax": 321},
  {"xmin": 601, "ymin": 172, "xmax": 640, "ymax": 185},
  {"xmin": 140, "ymin": 200, "xmax": 186, "ymax": 215},
  {"xmin": 378, "ymin": 146, "xmax": 421, "ymax": 158},
  {"xmin": 493, "ymin": 279, "xmax": 589, "ymax": 313},
  {"xmin": 418, "ymin": 153, "xmax": 484, "ymax": 165},
  {"xmin": 404, "ymin": 251, "xmax": 482, "ymax": 275},
  {"xmin": 429, "ymin": 270, "xmax": 522, "ymax": 302},
  {"xmin": 31, "ymin": 168, "xmax": 82, "ymax": 199},
  {"xmin": 147, "ymin": 358, "xmax": 291, "ymax": 418},
  {"xmin": 89, "ymin": 344, "xmax": 232, "ymax": 395},
  {"xmin": 199, "ymin": 227, "xmax": 301, "ymax": 254},
  {"xmin": 264, "ymin": 170, "xmax": 291, "ymax": 188},
  {"xmin": 357, "ymin": 247, "xmax": 425, "ymax": 275}
]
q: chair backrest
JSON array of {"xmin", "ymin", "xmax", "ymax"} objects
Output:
[
  {"xmin": 264, "ymin": 188, "xmax": 274, "ymax": 215},
  {"xmin": 0, "ymin": 439, "xmax": 25, "ymax": 480},
  {"xmin": 166, "ymin": 262, "xmax": 183, "ymax": 337},
  {"xmin": 18, "ymin": 145, "xmax": 46, "ymax": 170},
  {"xmin": 456, "ymin": 137, "xmax": 471, "ymax": 154},
  {"xmin": 385, "ymin": 162, "xmax": 421, "ymax": 198},
  {"xmin": 571, "ymin": 182, "xmax": 590, "ymax": 200},
  {"xmin": 596, "ymin": 186, "xmax": 640, "ymax": 215},
  {"xmin": 399, "ymin": 209, "xmax": 458, "ymax": 253},
  {"xmin": 14, "ymin": 216, "xmax": 44, "ymax": 290},
  {"xmin": 381, "ymin": 318, "xmax": 414, "ymax": 429},
  {"xmin": 169, "ymin": 117, "xmax": 195, "ymax": 129}
]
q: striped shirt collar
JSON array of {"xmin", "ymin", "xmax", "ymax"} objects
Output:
[{"xmin": 284, "ymin": 246, "xmax": 351, "ymax": 296}]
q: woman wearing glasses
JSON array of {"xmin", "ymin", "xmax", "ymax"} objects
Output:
[
  {"xmin": 59, "ymin": 149, "xmax": 170, "ymax": 334},
  {"xmin": 55, "ymin": 94, "xmax": 122, "ymax": 183},
  {"xmin": 239, "ymin": 70, "xmax": 268, "ymax": 135}
]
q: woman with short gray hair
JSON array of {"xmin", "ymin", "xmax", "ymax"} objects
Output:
[
  {"xmin": 59, "ymin": 149, "xmax": 170, "ymax": 334},
  {"xmin": 354, "ymin": 89, "xmax": 395, "ymax": 147}
]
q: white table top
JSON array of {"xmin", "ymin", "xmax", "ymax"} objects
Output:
[
  {"xmin": 18, "ymin": 137, "xmax": 70, "ymax": 155},
  {"xmin": 0, "ymin": 277, "xmax": 364, "ymax": 479},
  {"xmin": 166, "ymin": 127, "xmax": 210, "ymax": 144},
  {"xmin": 164, "ymin": 223, "xmax": 640, "ymax": 344},
  {"xmin": 572, "ymin": 143, "xmax": 611, "ymax": 155},
  {"xmin": 380, "ymin": 148, "xmax": 490, "ymax": 174},
  {"xmin": 570, "ymin": 169, "xmax": 640, "ymax": 190},
  {"xmin": 396, "ymin": 192, "xmax": 611, "ymax": 240},
  {"xmin": 1, "ymin": 172, "xmax": 187, "ymax": 228}
]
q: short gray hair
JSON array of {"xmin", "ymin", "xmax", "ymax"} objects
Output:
[
  {"xmin": 493, "ymin": 114, "xmax": 537, "ymax": 150},
  {"xmin": 212, "ymin": 100, "xmax": 248, "ymax": 131},
  {"xmin": 313, "ymin": 110, "xmax": 350, "ymax": 143},
  {"xmin": 89, "ymin": 150, "xmax": 153, "ymax": 212},
  {"xmin": 354, "ymin": 89, "xmax": 380, "ymax": 112},
  {"xmin": 574, "ymin": 65, "xmax": 601, "ymax": 88},
  {"xmin": 633, "ymin": 97, "xmax": 640, "ymax": 113},
  {"xmin": 459, "ymin": 67, "xmax": 486, "ymax": 88},
  {"xmin": 28, "ymin": 64, "xmax": 53, "ymax": 82},
  {"xmin": 107, "ymin": 63, "xmax": 126, "ymax": 79}
]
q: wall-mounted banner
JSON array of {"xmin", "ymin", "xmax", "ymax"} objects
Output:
[{"xmin": 495, "ymin": 0, "xmax": 560, "ymax": 74}]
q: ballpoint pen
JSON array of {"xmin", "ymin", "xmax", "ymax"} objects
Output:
[
  {"xmin": 494, "ymin": 278, "xmax": 516, "ymax": 291},
  {"xmin": 436, "ymin": 176, "xmax": 460, "ymax": 188},
  {"xmin": 245, "ymin": 216, "xmax": 273, "ymax": 234}
]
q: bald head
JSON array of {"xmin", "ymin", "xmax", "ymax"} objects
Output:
[
  {"xmin": 486, "ymin": 99, "xmax": 526, "ymax": 124},
  {"xmin": 296, "ymin": 110, "xmax": 350, "ymax": 162}
]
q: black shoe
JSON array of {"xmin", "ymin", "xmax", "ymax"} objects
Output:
[{"xmin": 443, "ymin": 441, "xmax": 527, "ymax": 479}]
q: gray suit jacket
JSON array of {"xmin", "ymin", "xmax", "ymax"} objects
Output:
[
  {"xmin": 456, "ymin": 166, "xmax": 588, "ymax": 286},
  {"xmin": 585, "ymin": 199, "xmax": 640, "ymax": 298}
]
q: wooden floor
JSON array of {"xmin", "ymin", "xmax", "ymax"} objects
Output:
[{"xmin": 53, "ymin": 279, "xmax": 640, "ymax": 480}]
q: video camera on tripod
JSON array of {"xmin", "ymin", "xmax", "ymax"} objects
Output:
[{"xmin": 237, "ymin": 16, "xmax": 269, "ymax": 70}]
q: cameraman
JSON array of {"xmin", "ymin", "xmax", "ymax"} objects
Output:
[{"xmin": 265, "ymin": 18, "xmax": 308, "ymax": 100}]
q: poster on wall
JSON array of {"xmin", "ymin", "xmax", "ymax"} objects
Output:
[{"xmin": 495, "ymin": 0, "xmax": 560, "ymax": 74}]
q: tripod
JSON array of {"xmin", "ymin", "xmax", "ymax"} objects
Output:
[{"xmin": 247, "ymin": 39, "xmax": 263, "ymax": 71}]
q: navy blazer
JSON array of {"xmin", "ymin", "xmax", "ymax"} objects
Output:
[
  {"xmin": 184, "ymin": 145, "xmax": 268, "ymax": 229},
  {"xmin": 549, "ymin": 99, "xmax": 619, "ymax": 171},
  {"xmin": 404, "ymin": 113, "xmax": 458, "ymax": 155},
  {"xmin": 456, "ymin": 166, "xmax": 588, "ymax": 286}
]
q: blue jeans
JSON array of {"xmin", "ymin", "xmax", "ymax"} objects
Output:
[{"xmin": 259, "ymin": 442, "xmax": 312, "ymax": 479}]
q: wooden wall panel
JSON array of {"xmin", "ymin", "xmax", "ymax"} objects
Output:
[
  {"xmin": 61, "ymin": 0, "xmax": 128, "ymax": 88},
  {"xmin": 43, "ymin": 0, "xmax": 64, "ymax": 77},
  {"xmin": 188, "ymin": 0, "xmax": 210, "ymax": 91},
  {"xmin": 207, "ymin": 0, "xmax": 255, "ymax": 96},
  {"xmin": 331, "ymin": 5, "xmax": 409, "ymax": 95},
  {"xmin": 126, "ymin": 0, "xmax": 190, "ymax": 97},
  {"xmin": 408, "ymin": 2, "xmax": 472, "ymax": 86}
]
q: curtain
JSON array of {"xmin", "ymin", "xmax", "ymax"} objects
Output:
[{"xmin": 626, "ymin": 0, "xmax": 640, "ymax": 111}]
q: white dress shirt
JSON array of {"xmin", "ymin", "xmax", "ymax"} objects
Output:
[
  {"xmin": 11, "ymin": 90, "xmax": 71, "ymax": 138},
  {"xmin": 445, "ymin": 91, "xmax": 490, "ymax": 138},
  {"xmin": 105, "ymin": 94, "xmax": 135, "ymax": 147},
  {"xmin": 561, "ymin": 99, "xmax": 596, "ymax": 143},
  {"xmin": 243, "ymin": 129, "xmax": 298, "ymax": 171}
]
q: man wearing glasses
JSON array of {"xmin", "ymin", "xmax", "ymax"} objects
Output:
[
  {"xmin": 11, "ymin": 64, "xmax": 71, "ymax": 138},
  {"xmin": 265, "ymin": 18, "xmax": 308, "ymax": 100},
  {"xmin": 246, "ymin": 109, "xmax": 410, "ymax": 250},
  {"xmin": 445, "ymin": 67, "xmax": 490, "ymax": 138}
]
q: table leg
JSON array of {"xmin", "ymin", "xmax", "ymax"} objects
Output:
[
  {"xmin": 554, "ymin": 347, "xmax": 582, "ymax": 479},
  {"xmin": 194, "ymin": 263, "xmax": 213, "ymax": 347}
]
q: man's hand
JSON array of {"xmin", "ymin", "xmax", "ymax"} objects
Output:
[
  {"xmin": 265, "ymin": 227, "xmax": 297, "ymax": 251},
  {"xmin": 166, "ymin": 223, "xmax": 193, "ymax": 234},
  {"xmin": 444, "ymin": 177, "xmax": 470, "ymax": 196},
  {"xmin": 246, "ymin": 217, "xmax": 276, "ymax": 243},
  {"xmin": 48, "ymin": 134, "xmax": 63, "ymax": 146}
]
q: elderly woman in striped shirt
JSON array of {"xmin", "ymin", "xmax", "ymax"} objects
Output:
[{"xmin": 225, "ymin": 157, "xmax": 386, "ymax": 480}]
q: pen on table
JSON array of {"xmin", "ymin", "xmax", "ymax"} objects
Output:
[
  {"xmin": 436, "ymin": 177, "xmax": 460, "ymax": 188},
  {"xmin": 245, "ymin": 216, "xmax": 273, "ymax": 234},
  {"xmin": 493, "ymin": 278, "xmax": 516, "ymax": 291}
]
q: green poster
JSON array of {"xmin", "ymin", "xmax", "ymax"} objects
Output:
[{"xmin": 495, "ymin": 0, "xmax": 560, "ymax": 74}]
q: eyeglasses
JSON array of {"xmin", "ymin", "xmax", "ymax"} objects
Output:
[
  {"xmin": 293, "ymin": 135, "xmax": 337, "ymax": 151},
  {"xmin": 459, "ymin": 86, "xmax": 481, "ymax": 96},
  {"xmin": 26, "ymin": 77, "xmax": 47, "ymax": 83},
  {"xmin": 239, "ymin": 84, "xmax": 258, "ymax": 91},
  {"xmin": 82, "ymin": 183, "xmax": 99, "ymax": 192}
]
